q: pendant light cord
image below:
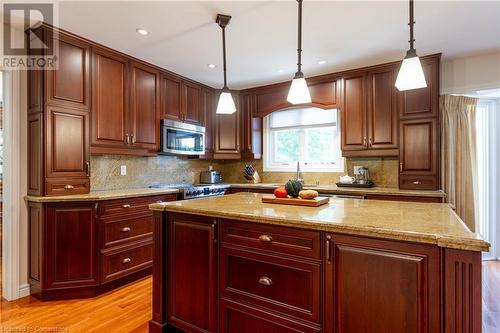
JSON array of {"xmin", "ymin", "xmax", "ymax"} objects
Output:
[
  {"xmin": 221, "ymin": 25, "xmax": 228, "ymax": 89},
  {"xmin": 408, "ymin": 0, "xmax": 415, "ymax": 51},
  {"xmin": 296, "ymin": 0, "xmax": 303, "ymax": 77}
]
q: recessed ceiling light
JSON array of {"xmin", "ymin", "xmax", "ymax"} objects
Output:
[
  {"xmin": 276, "ymin": 69, "xmax": 284, "ymax": 73},
  {"xmin": 207, "ymin": 64, "xmax": 216, "ymax": 69},
  {"xmin": 136, "ymin": 28, "xmax": 150, "ymax": 36},
  {"xmin": 318, "ymin": 60, "xmax": 327, "ymax": 65}
]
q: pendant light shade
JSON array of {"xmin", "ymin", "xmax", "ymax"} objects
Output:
[
  {"xmin": 395, "ymin": 0, "xmax": 427, "ymax": 91},
  {"xmin": 216, "ymin": 89, "xmax": 237, "ymax": 114},
  {"xmin": 287, "ymin": 0, "xmax": 311, "ymax": 104},
  {"xmin": 215, "ymin": 14, "xmax": 236, "ymax": 114}
]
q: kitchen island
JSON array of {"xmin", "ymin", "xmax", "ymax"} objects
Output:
[{"xmin": 149, "ymin": 192, "xmax": 489, "ymax": 333}]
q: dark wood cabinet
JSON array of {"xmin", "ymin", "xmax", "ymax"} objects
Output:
[
  {"xmin": 215, "ymin": 92, "xmax": 241, "ymax": 158},
  {"xmin": 129, "ymin": 61, "xmax": 160, "ymax": 150},
  {"xmin": 28, "ymin": 194, "xmax": 177, "ymax": 300},
  {"xmin": 399, "ymin": 55, "xmax": 441, "ymax": 190},
  {"xmin": 324, "ymin": 233, "xmax": 441, "ymax": 333},
  {"xmin": 160, "ymin": 74, "xmax": 183, "ymax": 122},
  {"xmin": 182, "ymin": 81, "xmax": 203, "ymax": 125},
  {"xmin": 203, "ymin": 88, "xmax": 216, "ymax": 157},
  {"xmin": 91, "ymin": 47, "xmax": 129, "ymax": 149},
  {"xmin": 341, "ymin": 67, "xmax": 399, "ymax": 157},
  {"xmin": 240, "ymin": 92, "xmax": 262, "ymax": 159},
  {"xmin": 161, "ymin": 74, "xmax": 205, "ymax": 126},
  {"xmin": 167, "ymin": 213, "xmax": 218, "ymax": 333}
]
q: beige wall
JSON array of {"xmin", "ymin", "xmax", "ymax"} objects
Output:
[{"xmin": 441, "ymin": 51, "xmax": 500, "ymax": 95}]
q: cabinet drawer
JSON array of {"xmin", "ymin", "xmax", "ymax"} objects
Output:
[
  {"xmin": 221, "ymin": 246, "xmax": 321, "ymax": 324},
  {"xmin": 99, "ymin": 194, "xmax": 176, "ymax": 217},
  {"xmin": 399, "ymin": 175, "xmax": 437, "ymax": 190},
  {"xmin": 103, "ymin": 215, "xmax": 152, "ymax": 247},
  {"xmin": 221, "ymin": 219, "xmax": 321, "ymax": 260},
  {"xmin": 220, "ymin": 298, "xmax": 321, "ymax": 333},
  {"xmin": 45, "ymin": 179, "xmax": 90, "ymax": 196},
  {"xmin": 101, "ymin": 241, "xmax": 152, "ymax": 283}
]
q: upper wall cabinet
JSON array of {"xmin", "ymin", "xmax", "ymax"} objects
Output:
[
  {"xmin": 202, "ymin": 88, "xmax": 215, "ymax": 158},
  {"xmin": 401, "ymin": 59, "xmax": 439, "ymax": 119},
  {"xmin": 129, "ymin": 61, "xmax": 160, "ymax": 151},
  {"xmin": 214, "ymin": 91, "xmax": 241, "ymax": 159},
  {"xmin": 160, "ymin": 74, "xmax": 205, "ymax": 126},
  {"xmin": 45, "ymin": 33, "xmax": 91, "ymax": 110},
  {"xmin": 91, "ymin": 47, "xmax": 129, "ymax": 149},
  {"xmin": 340, "ymin": 65, "xmax": 399, "ymax": 157},
  {"xmin": 240, "ymin": 92, "xmax": 262, "ymax": 160},
  {"xmin": 253, "ymin": 80, "xmax": 339, "ymax": 117}
]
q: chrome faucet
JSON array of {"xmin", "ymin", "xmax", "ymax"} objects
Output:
[{"xmin": 296, "ymin": 161, "xmax": 304, "ymax": 185}]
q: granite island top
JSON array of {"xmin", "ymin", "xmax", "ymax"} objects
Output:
[
  {"xmin": 149, "ymin": 192, "xmax": 488, "ymax": 252},
  {"xmin": 25, "ymin": 187, "xmax": 181, "ymax": 202},
  {"xmin": 227, "ymin": 183, "xmax": 446, "ymax": 198}
]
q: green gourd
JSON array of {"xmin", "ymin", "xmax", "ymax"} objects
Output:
[{"xmin": 285, "ymin": 180, "xmax": 303, "ymax": 198}]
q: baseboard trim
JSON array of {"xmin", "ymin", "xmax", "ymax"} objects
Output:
[{"xmin": 18, "ymin": 283, "xmax": 31, "ymax": 298}]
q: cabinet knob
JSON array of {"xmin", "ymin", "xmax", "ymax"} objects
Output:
[
  {"xmin": 363, "ymin": 137, "xmax": 367, "ymax": 147},
  {"xmin": 122, "ymin": 258, "xmax": 131, "ymax": 264},
  {"xmin": 369, "ymin": 138, "xmax": 373, "ymax": 147},
  {"xmin": 85, "ymin": 162, "xmax": 90, "ymax": 177},
  {"xmin": 258, "ymin": 234, "xmax": 273, "ymax": 243},
  {"xmin": 64, "ymin": 184, "xmax": 75, "ymax": 190},
  {"xmin": 130, "ymin": 134, "xmax": 135, "ymax": 144},
  {"xmin": 400, "ymin": 163, "xmax": 403, "ymax": 172},
  {"xmin": 125, "ymin": 134, "xmax": 130, "ymax": 144},
  {"xmin": 258, "ymin": 276, "xmax": 273, "ymax": 286},
  {"xmin": 121, "ymin": 227, "xmax": 131, "ymax": 232},
  {"xmin": 122, "ymin": 204, "xmax": 131, "ymax": 208},
  {"xmin": 412, "ymin": 181, "xmax": 421, "ymax": 185}
]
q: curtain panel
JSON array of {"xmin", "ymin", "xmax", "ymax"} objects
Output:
[{"xmin": 440, "ymin": 95, "xmax": 478, "ymax": 231}]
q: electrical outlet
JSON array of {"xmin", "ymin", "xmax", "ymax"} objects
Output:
[{"xmin": 120, "ymin": 165, "xmax": 127, "ymax": 176}]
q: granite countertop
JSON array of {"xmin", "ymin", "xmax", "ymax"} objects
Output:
[
  {"xmin": 25, "ymin": 187, "xmax": 181, "ymax": 202},
  {"xmin": 149, "ymin": 192, "xmax": 488, "ymax": 252},
  {"xmin": 228, "ymin": 183, "xmax": 446, "ymax": 198}
]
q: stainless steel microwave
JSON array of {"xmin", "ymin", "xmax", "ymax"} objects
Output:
[{"xmin": 160, "ymin": 119, "xmax": 205, "ymax": 155}]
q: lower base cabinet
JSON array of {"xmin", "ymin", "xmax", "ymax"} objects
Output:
[{"xmin": 151, "ymin": 213, "xmax": 482, "ymax": 333}]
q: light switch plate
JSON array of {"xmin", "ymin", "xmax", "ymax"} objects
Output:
[{"xmin": 120, "ymin": 165, "xmax": 127, "ymax": 176}]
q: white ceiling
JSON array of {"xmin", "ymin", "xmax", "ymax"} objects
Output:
[{"xmin": 54, "ymin": 1, "xmax": 500, "ymax": 89}]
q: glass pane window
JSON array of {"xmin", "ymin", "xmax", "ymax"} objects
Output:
[{"xmin": 264, "ymin": 107, "xmax": 343, "ymax": 172}]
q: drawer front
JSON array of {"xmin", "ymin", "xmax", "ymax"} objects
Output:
[
  {"xmin": 46, "ymin": 178, "xmax": 90, "ymax": 196},
  {"xmin": 99, "ymin": 194, "xmax": 176, "ymax": 217},
  {"xmin": 399, "ymin": 175, "xmax": 438, "ymax": 190},
  {"xmin": 220, "ymin": 298, "xmax": 321, "ymax": 333},
  {"xmin": 103, "ymin": 215, "xmax": 152, "ymax": 247},
  {"xmin": 221, "ymin": 246, "xmax": 321, "ymax": 323},
  {"xmin": 221, "ymin": 219, "xmax": 321, "ymax": 260},
  {"xmin": 101, "ymin": 241, "xmax": 152, "ymax": 283}
]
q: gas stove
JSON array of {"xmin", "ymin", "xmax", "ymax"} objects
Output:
[{"xmin": 149, "ymin": 183, "xmax": 230, "ymax": 200}]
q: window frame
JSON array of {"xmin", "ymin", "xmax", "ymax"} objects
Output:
[{"xmin": 263, "ymin": 108, "xmax": 344, "ymax": 173}]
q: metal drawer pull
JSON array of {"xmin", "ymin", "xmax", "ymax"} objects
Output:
[
  {"xmin": 258, "ymin": 234, "xmax": 273, "ymax": 243},
  {"xmin": 64, "ymin": 184, "xmax": 75, "ymax": 190},
  {"xmin": 412, "ymin": 181, "xmax": 421, "ymax": 185},
  {"xmin": 121, "ymin": 227, "xmax": 131, "ymax": 232},
  {"xmin": 258, "ymin": 276, "xmax": 273, "ymax": 286},
  {"xmin": 122, "ymin": 258, "xmax": 131, "ymax": 264},
  {"xmin": 122, "ymin": 204, "xmax": 131, "ymax": 208}
]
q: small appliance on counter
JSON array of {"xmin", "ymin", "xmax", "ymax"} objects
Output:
[
  {"xmin": 200, "ymin": 170, "xmax": 223, "ymax": 184},
  {"xmin": 149, "ymin": 182, "xmax": 229, "ymax": 200},
  {"xmin": 243, "ymin": 164, "xmax": 261, "ymax": 184},
  {"xmin": 336, "ymin": 166, "xmax": 374, "ymax": 188},
  {"xmin": 160, "ymin": 119, "xmax": 205, "ymax": 155}
]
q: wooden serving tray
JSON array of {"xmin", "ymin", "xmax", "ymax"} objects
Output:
[{"xmin": 261, "ymin": 196, "xmax": 330, "ymax": 207}]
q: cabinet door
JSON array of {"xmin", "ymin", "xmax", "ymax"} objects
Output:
[
  {"xmin": 215, "ymin": 92, "xmax": 240, "ymax": 156},
  {"xmin": 400, "ymin": 57, "xmax": 439, "ymax": 119},
  {"xmin": 161, "ymin": 74, "xmax": 182, "ymax": 122},
  {"xmin": 167, "ymin": 213, "xmax": 217, "ymax": 333},
  {"xmin": 46, "ymin": 34, "xmax": 90, "ymax": 110},
  {"xmin": 45, "ymin": 106, "xmax": 89, "ymax": 180},
  {"xmin": 324, "ymin": 234, "xmax": 440, "ymax": 333},
  {"xmin": 45, "ymin": 203, "xmax": 97, "ymax": 289},
  {"xmin": 367, "ymin": 66, "xmax": 399, "ymax": 152},
  {"xmin": 129, "ymin": 62, "xmax": 160, "ymax": 150},
  {"xmin": 203, "ymin": 88, "xmax": 216, "ymax": 156},
  {"xmin": 183, "ymin": 81, "xmax": 203, "ymax": 125},
  {"xmin": 91, "ymin": 48, "xmax": 129, "ymax": 148},
  {"xmin": 254, "ymin": 87, "xmax": 289, "ymax": 117},
  {"xmin": 341, "ymin": 74, "xmax": 367, "ymax": 151},
  {"xmin": 240, "ymin": 92, "xmax": 262, "ymax": 159},
  {"xmin": 309, "ymin": 80, "xmax": 337, "ymax": 108}
]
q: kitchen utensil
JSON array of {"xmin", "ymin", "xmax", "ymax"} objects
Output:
[{"xmin": 200, "ymin": 170, "xmax": 223, "ymax": 184}]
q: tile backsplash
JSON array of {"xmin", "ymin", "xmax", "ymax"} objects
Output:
[{"xmin": 91, "ymin": 155, "xmax": 399, "ymax": 191}]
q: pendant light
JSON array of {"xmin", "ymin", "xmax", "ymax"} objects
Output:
[
  {"xmin": 395, "ymin": 0, "xmax": 427, "ymax": 91},
  {"xmin": 287, "ymin": 0, "xmax": 311, "ymax": 104},
  {"xmin": 216, "ymin": 14, "xmax": 237, "ymax": 114}
]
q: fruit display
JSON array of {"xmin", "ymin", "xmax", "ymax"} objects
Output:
[
  {"xmin": 273, "ymin": 186, "xmax": 288, "ymax": 198},
  {"xmin": 285, "ymin": 179, "xmax": 303, "ymax": 198},
  {"xmin": 299, "ymin": 189, "xmax": 319, "ymax": 199}
]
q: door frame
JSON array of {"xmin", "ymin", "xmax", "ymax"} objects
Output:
[{"xmin": 1, "ymin": 69, "xmax": 29, "ymax": 300}]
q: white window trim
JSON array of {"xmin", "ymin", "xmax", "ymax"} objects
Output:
[{"xmin": 263, "ymin": 110, "xmax": 344, "ymax": 173}]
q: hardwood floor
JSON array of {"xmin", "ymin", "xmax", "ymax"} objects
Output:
[{"xmin": 0, "ymin": 261, "xmax": 498, "ymax": 332}]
